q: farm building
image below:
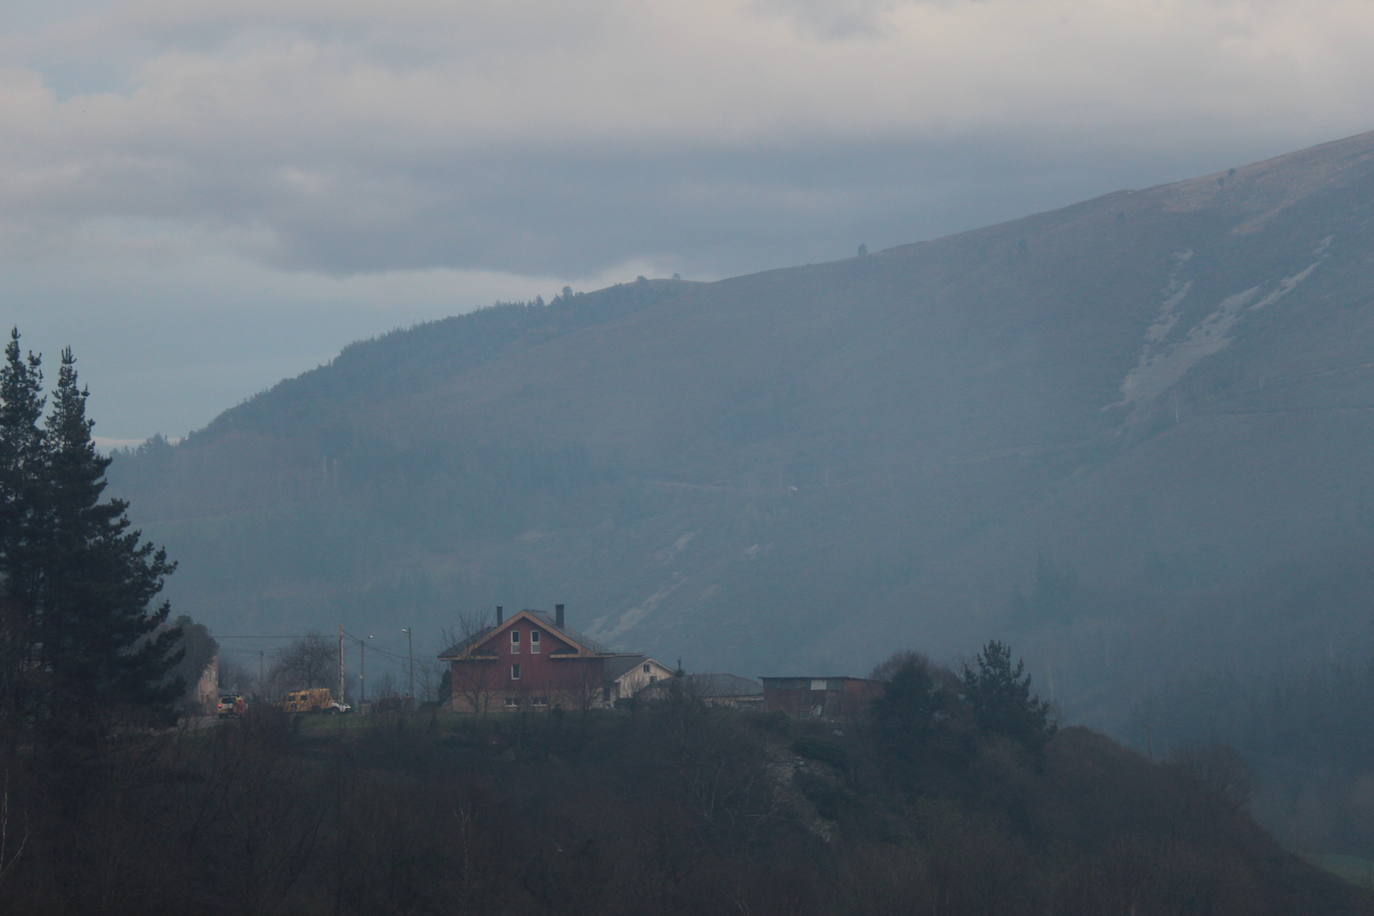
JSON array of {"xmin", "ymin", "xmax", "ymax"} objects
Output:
[
  {"xmin": 639, "ymin": 673, "xmax": 764, "ymax": 708},
  {"xmin": 760, "ymin": 676, "xmax": 883, "ymax": 720}
]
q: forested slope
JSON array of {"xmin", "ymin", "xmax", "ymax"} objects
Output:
[{"xmin": 110, "ymin": 129, "xmax": 1374, "ymax": 734}]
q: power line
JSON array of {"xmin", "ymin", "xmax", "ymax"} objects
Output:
[
  {"xmin": 342, "ymin": 630, "xmax": 413, "ymax": 662},
  {"xmin": 216, "ymin": 634, "xmax": 316, "ymax": 640}
]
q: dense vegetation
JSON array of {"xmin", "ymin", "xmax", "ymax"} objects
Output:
[
  {"xmin": 0, "ymin": 330, "xmax": 183, "ymax": 753},
  {"xmin": 1, "ymin": 671, "xmax": 1365, "ymax": 915}
]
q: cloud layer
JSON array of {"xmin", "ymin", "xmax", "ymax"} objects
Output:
[{"xmin": 4, "ymin": 0, "xmax": 1373, "ymax": 436}]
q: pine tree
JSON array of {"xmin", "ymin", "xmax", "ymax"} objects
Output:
[
  {"xmin": 34, "ymin": 347, "xmax": 182, "ymax": 737},
  {"xmin": 961, "ymin": 640, "xmax": 1055, "ymax": 754},
  {"xmin": 0, "ymin": 329, "xmax": 45, "ymax": 736},
  {"xmin": 0, "ymin": 341, "xmax": 185, "ymax": 745}
]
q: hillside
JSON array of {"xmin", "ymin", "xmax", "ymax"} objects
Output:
[{"xmin": 112, "ymin": 129, "xmax": 1374, "ymax": 728}]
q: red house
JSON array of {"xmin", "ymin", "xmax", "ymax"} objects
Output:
[{"xmin": 440, "ymin": 604, "xmax": 626, "ymax": 713}]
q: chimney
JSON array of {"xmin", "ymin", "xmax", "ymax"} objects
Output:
[
  {"xmin": 496, "ymin": 605, "xmax": 503, "ymax": 625},
  {"xmin": 555, "ymin": 603, "xmax": 565, "ymax": 628}
]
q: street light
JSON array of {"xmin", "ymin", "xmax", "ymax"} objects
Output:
[{"xmin": 401, "ymin": 627, "xmax": 414, "ymax": 705}]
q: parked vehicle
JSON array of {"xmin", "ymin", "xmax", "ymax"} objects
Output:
[
  {"xmin": 216, "ymin": 694, "xmax": 246, "ymax": 718},
  {"xmin": 281, "ymin": 687, "xmax": 351, "ymax": 714}
]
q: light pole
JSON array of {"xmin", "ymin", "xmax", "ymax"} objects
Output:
[
  {"xmin": 337, "ymin": 624, "xmax": 345, "ymax": 706},
  {"xmin": 401, "ymin": 627, "xmax": 414, "ymax": 705}
]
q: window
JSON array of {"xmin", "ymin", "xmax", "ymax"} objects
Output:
[
  {"xmin": 642, "ymin": 663, "xmax": 651, "ymax": 674},
  {"xmin": 504, "ymin": 697, "xmax": 520, "ymax": 708},
  {"xmin": 511, "ymin": 663, "xmax": 522, "ymax": 680},
  {"xmin": 510, "ymin": 630, "xmax": 520, "ymax": 654},
  {"xmin": 649, "ymin": 675, "xmax": 658, "ymax": 684},
  {"xmin": 530, "ymin": 630, "xmax": 541, "ymax": 654},
  {"xmin": 532, "ymin": 696, "xmax": 548, "ymax": 707}
]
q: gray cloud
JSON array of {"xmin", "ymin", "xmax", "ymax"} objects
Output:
[{"xmin": 2, "ymin": 0, "xmax": 1373, "ymax": 436}]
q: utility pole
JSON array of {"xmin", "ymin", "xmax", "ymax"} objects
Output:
[
  {"xmin": 337, "ymin": 624, "xmax": 346, "ymax": 704},
  {"xmin": 402, "ymin": 627, "xmax": 414, "ymax": 704}
]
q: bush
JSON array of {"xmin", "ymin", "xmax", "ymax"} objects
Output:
[{"xmin": 793, "ymin": 736, "xmax": 849, "ymax": 773}]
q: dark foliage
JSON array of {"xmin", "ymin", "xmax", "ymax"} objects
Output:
[
  {"xmin": 0, "ymin": 332, "xmax": 182, "ymax": 751},
  {"xmin": 962, "ymin": 640, "xmax": 1057, "ymax": 755},
  {"xmin": 164, "ymin": 615, "xmax": 218, "ymax": 714},
  {"xmin": 0, "ymin": 676, "xmax": 1365, "ymax": 915}
]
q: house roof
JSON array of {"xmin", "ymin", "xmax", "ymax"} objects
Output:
[
  {"xmin": 602, "ymin": 655, "xmax": 647, "ymax": 682},
  {"xmin": 602, "ymin": 655, "xmax": 672, "ymax": 682},
  {"xmin": 437, "ymin": 609, "xmax": 614, "ymax": 660}
]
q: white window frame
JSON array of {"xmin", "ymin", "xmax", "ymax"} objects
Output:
[
  {"xmin": 530, "ymin": 630, "xmax": 541, "ymax": 654},
  {"xmin": 510, "ymin": 630, "xmax": 520, "ymax": 654},
  {"xmin": 511, "ymin": 663, "xmax": 521, "ymax": 680}
]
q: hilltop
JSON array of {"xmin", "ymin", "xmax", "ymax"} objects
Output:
[{"xmin": 112, "ymin": 129, "xmax": 1374, "ymax": 730}]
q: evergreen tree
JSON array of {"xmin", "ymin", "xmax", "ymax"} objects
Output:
[
  {"xmin": 0, "ymin": 341, "xmax": 183, "ymax": 743},
  {"xmin": 961, "ymin": 640, "xmax": 1055, "ymax": 754},
  {"xmin": 36, "ymin": 347, "xmax": 182, "ymax": 735},
  {"xmin": 0, "ymin": 329, "xmax": 45, "ymax": 736}
]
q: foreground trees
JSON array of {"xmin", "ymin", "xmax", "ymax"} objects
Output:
[
  {"xmin": 0, "ymin": 330, "xmax": 181, "ymax": 746},
  {"xmin": 1, "ymin": 697, "xmax": 1364, "ymax": 914}
]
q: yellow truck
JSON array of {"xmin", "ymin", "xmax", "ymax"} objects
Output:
[{"xmin": 281, "ymin": 688, "xmax": 351, "ymax": 714}]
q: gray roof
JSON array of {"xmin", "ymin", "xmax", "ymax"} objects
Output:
[
  {"xmin": 523, "ymin": 610, "xmax": 613, "ymax": 655},
  {"xmin": 438, "ymin": 608, "xmax": 614, "ymax": 659},
  {"xmin": 602, "ymin": 655, "xmax": 650, "ymax": 682}
]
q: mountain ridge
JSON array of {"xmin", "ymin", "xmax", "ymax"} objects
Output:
[{"xmin": 111, "ymin": 127, "xmax": 1374, "ymax": 728}]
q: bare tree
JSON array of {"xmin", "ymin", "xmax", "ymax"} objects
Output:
[
  {"xmin": 267, "ymin": 632, "xmax": 334, "ymax": 698},
  {"xmin": 572, "ymin": 662, "xmax": 605, "ymax": 713},
  {"xmin": 415, "ymin": 657, "xmax": 445, "ymax": 704},
  {"xmin": 218, "ymin": 656, "xmax": 255, "ymax": 695},
  {"xmin": 441, "ymin": 609, "xmax": 497, "ymax": 716}
]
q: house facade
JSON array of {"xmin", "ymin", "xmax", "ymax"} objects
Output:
[
  {"xmin": 440, "ymin": 604, "xmax": 625, "ymax": 713},
  {"xmin": 603, "ymin": 655, "xmax": 675, "ymax": 704},
  {"xmin": 760, "ymin": 676, "xmax": 883, "ymax": 720}
]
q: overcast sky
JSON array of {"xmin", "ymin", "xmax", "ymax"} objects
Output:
[{"xmin": 4, "ymin": 0, "xmax": 1373, "ymax": 442}]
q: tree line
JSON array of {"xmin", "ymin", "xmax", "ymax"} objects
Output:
[{"xmin": 1, "ymin": 646, "xmax": 1363, "ymax": 914}]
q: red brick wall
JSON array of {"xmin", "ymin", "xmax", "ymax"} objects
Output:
[{"xmin": 449, "ymin": 619, "xmax": 607, "ymax": 711}]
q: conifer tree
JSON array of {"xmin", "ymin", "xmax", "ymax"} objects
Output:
[
  {"xmin": 36, "ymin": 347, "xmax": 181, "ymax": 734},
  {"xmin": 961, "ymin": 640, "xmax": 1055, "ymax": 754},
  {"xmin": 0, "ymin": 329, "xmax": 45, "ymax": 734},
  {"xmin": 0, "ymin": 337, "xmax": 182, "ymax": 743}
]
